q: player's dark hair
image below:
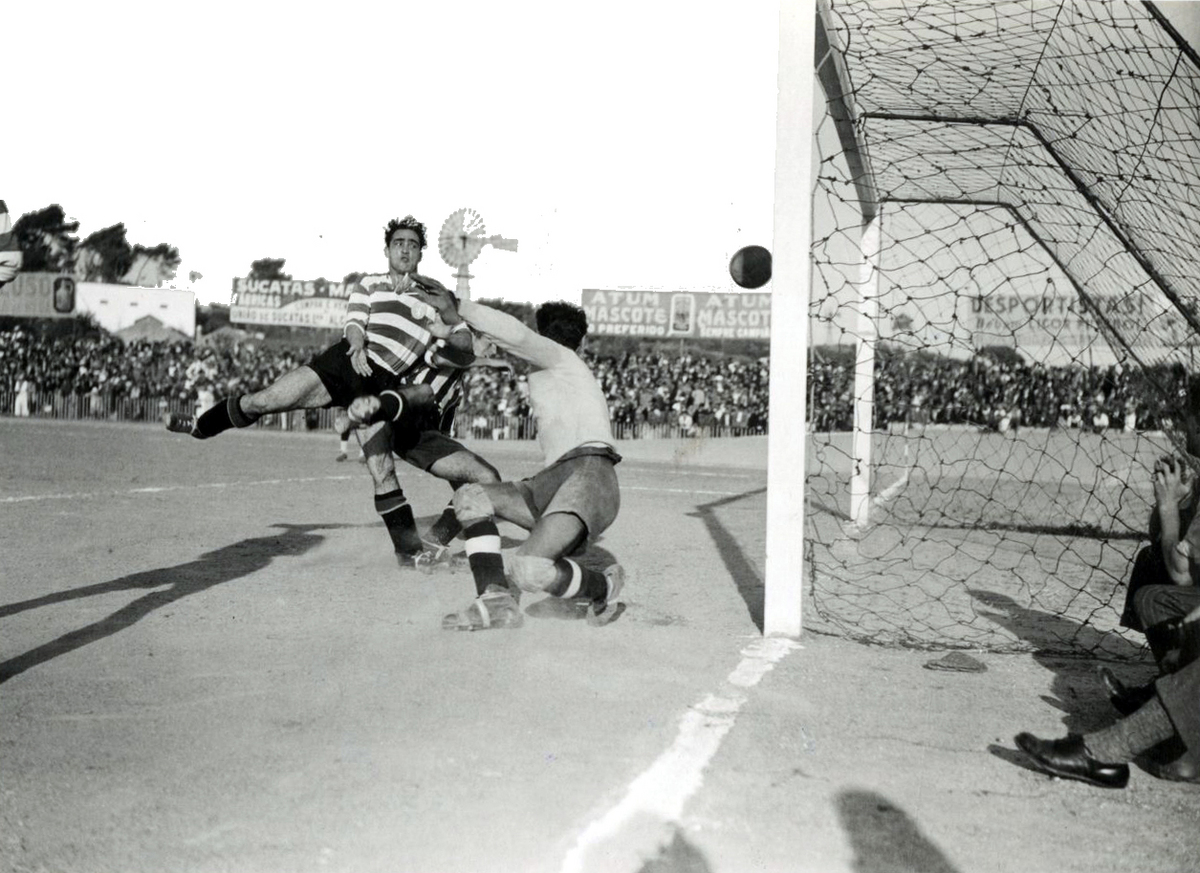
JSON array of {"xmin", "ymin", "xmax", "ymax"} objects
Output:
[
  {"xmin": 536, "ymin": 301, "xmax": 588, "ymax": 350},
  {"xmin": 384, "ymin": 215, "xmax": 427, "ymax": 249}
]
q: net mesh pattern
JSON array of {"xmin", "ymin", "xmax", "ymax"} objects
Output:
[{"xmin": 807, "ymin": 1, "xmax": 1200, "ymax": 657}]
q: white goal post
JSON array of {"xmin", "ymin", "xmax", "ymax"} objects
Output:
[{"xmin": 763, "ymin": 0, "xmax": 817, "ymax": 638}]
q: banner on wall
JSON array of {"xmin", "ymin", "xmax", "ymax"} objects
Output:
[
  {"xmin": 580, "ymin": 289, "xmax": 771, "ymax": 340},
  {"xmin": 0, "ymin": 272, "xmax": 76, "ymax": 318},
  {"xmin": 967, "ymin": 284, "xmax": 1199, "ymax": 358},
  {"xmin": 229, "ymin": 277, "xmax": 352, "ymax": 328}
]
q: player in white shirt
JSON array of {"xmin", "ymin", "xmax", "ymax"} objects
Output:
[{"xmin": 356, "ymin": 288, "xmax": 625, "ymax": 630}]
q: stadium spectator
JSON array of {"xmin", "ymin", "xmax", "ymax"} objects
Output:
[{"xmin": 13, "ymin": 372, "xmax": 30, "ymax": 416}]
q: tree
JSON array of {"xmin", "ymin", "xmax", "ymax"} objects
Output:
[
  {"xmin": 125, "ymin": 242, "xmax": 182, "ymax": 287},
  {"xmin": 248, "ymin": 258, "xmax": 292, "ymax": 282},
  {"xmin": 12, "ymin": 205, "xmax": 79, "ymax": 273},
  {"xmin": 196, "ymin": 302, "xmax": 231, "ymax": 335},
  {"xmin": 75, "ymin": 223, "xmax": 135, "ymax": 283}
]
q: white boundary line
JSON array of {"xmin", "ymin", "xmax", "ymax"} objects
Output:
[
  {"xmin": 0, "ymin": 475, "xmax": 360, "ymax": 504},
  {"xmin": 560, "ymin": 636, "xmax": 801, "ymax": 873}
]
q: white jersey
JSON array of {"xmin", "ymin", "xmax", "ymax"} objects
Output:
[{"xmin": 457, "ymin": 301, "xmax": 612, "ymax": 466}]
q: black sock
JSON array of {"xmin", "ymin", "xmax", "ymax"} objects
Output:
[
  {"xmin": 428, "ymin": 504, "xmax": 462, "ymax": 546},
  {"xmin": 194, "ymin": 395, "xmax": 258, "ymax": 439},
  {"xmin": 375, "ymin": 490, "xmax": 423, "ymax": 554},
  {"xmin": 544, "ymin": 558, "xmax": 609, "ymax": 601},
  {"xmin": 463, "ymin": 519, "xmax": 506, "ymax": 596}
]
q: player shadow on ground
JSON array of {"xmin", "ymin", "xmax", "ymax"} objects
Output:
[
  {"xmin": 0, "ymin": 523, "xmax": 346, "ymax": 684},
  {"xmin": 836, "ymin": 789, "xmax": 961, "ymax": 873},
  {"xmin": 688, "ymin": 487, "xmax": 769, "ymax": 633},
  {"xmin": 967, "ymin": 589, "xmax": 1154, "ymax": 735}
]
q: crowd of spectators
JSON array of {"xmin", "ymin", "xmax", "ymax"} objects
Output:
[
  {"xmin": 0, "ymin": 327, "xmax": 771, "ymax": 437},
  {"xmin": 6, "ymin": 324, "xmax": 1192, "ymax": 438},
  {"xmin": 0, "ymin": 325, "xmax": 315, "ymax": 418},
  {"xmin": 809, "ymin": 350, "xmax": 1187, "ymax": 433}
]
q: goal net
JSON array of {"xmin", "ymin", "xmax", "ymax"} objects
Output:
[{"xmin": 806, "ymin": 0, "xmax": 1200, "ymax": 658}]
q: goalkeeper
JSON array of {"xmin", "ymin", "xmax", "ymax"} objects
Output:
[{"xmin": 348, "ymin": 289, "xmax": 626, "ymax": 631}]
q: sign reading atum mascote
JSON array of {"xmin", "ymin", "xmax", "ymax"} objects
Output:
[{"xmin": 581, "ymin": 289, "xmax": 771, "ymax": 340}]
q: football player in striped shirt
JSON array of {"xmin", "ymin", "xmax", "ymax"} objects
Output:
[{"xmin": 165, "ymin": 215, "xmax": 498, "ymax": 564}]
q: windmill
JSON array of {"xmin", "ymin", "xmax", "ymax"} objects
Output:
[{"xmin": 437, "ymin": 208, "xmax": 518, "ymax": 299}]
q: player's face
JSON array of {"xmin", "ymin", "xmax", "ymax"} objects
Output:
[{"xmin": 386, "ymin": 229, "xmax": 423, "ymax": 275}]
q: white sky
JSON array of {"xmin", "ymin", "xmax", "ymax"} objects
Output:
[
  {"xmin": 5, "ymin": 0, "xmax": 780, "ymax": 306},
  {"xmin": 7, "ymin": 2, "xmax": 1200, "ymax": 309}
]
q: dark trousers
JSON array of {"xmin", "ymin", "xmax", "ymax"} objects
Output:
[{"xmin": 1156, "ymin": 656, "xmax": 1200, "ymax": 771}]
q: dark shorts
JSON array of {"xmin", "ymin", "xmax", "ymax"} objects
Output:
[
  {"xmin": 395, "ymin": 427, "xmax": 470, "ymax": 471},
  {"xmin": 308, "ymin": 338, "xmax": 400, "ymax": 408},
  {"xmin": 516, "ymin": 445, "xmax": 622, "ymax": 539}
]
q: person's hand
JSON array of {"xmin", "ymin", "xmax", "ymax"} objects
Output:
[
  {"xmin": 422, "ymin": 308, "xmax": 456, "ymax": 340},
  {"xmin": 346, "ymin": 341, "xmax": 372, "ymax": 377},
  {"xmin": 347, "ymin": 395, "xmax": 381, "ymax": 426},
  {"xmin": 1153, "ymin": 454, "xmax": 1194, "ymax": 508},
  {"xmin": 412, "ymin": 282, "xmax": 460, "ymax": 324},
  {"xmin": 412, "ymin": 274, "xmax": 451, "ymax": 294}
]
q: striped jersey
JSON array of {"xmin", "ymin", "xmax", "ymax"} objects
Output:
[{"xmin": 344, "ymin": 273, "xmax": 437, "ymax": 377}]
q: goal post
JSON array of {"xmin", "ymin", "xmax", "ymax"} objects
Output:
[{"xmin": 763, "ymin": 0, "xmax": 816, "ymax": 638}]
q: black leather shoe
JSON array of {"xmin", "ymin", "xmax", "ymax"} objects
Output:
[
  {"xmin": 1098, "ymin": 667, "xmax": 1156, "ymax": 716},
  {"xmin": 1014, "ymin": 732, "xmax": 1130, "ymax": 788}
]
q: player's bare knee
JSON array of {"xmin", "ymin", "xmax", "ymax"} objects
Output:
[
  {"xmin": 453, "ymin": 483, "xmax": 495, "ymax": 523},
  {"xmin": 508, "ymin": 555, "xmax": 558, "ymax": 593},
  {"xmin": 474, "ymin": 458, "xmax": 502, "ymax": 484}
]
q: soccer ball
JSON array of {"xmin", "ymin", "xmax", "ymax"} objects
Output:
[{"xmin": 729, "ymin": 245, "xmax": 772, "ymax": 289}]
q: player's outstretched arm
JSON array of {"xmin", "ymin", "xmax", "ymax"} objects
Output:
[
  {"xmin": 456, "ymin": 300, "xmax": 566, "ymax": 369},
  {"xmin": 413, "ymin": 284, "xmax": 563, "ymax": 368},
  {"xmin": 427, "ymin": 327, "xmax": 476, "ymax": 369}
]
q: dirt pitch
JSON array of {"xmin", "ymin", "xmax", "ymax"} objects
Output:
[{"xmin": 0, "ymin": 418, "xmax": 1195, "ymax": 873}]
